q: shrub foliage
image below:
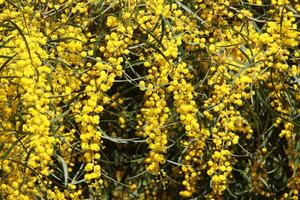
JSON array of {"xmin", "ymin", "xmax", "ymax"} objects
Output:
[{"xmin": 0, "ymin": 0, "xmax": 299, "ymax": 199}]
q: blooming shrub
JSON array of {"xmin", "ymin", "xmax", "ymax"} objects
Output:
[{"xmin": 0, "ymin": 0, "xmax": 299, "ymax": 199}]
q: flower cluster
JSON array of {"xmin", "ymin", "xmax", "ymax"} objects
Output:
[{"xmin": 0, "ymin": 0, "xmax": 299, "ymax": 199}]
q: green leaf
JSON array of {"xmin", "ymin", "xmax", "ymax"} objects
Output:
[
  {"xmin": 1, "ymin": 133, "xmax": 28, "ymax": 159},
  {"xmin": 175, "ymin": 1, "xmax": 207, "ymax": 26},
  {"xmin": 56, "ymin": 154, "xmax": 69, "ymax": 186},
  {"xmin": 51, "ymin": 109, "xmax": 70, "ymax": 123},
  {"xmin": 0, "ymin": 53, "xmax": 16, "ymax": 73},
  {"xmin": 3, "ymin": 20, "xmax": 32, "ymax": 60}
]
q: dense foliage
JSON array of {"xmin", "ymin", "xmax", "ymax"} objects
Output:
[{"xmin": 0, "ymin": 0, "xmax": 299, "ymax": 199}]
